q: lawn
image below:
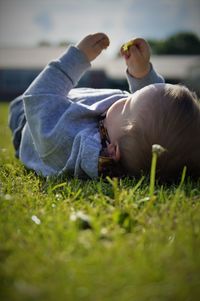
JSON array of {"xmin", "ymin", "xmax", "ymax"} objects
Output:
[{"xmin": 1, "ymin": 102, "xmax": 200, "ymax": 301}]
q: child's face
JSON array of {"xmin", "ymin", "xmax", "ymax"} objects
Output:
[{"xmin": 104, "ymin": 83, "xmax": 166, "ymax": 145}]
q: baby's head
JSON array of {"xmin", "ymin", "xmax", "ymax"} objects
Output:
[{"xmin": 104, "ymin": 83, "xmax": 200, "ymax": 180}]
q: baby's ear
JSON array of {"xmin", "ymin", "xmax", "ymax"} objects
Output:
[{"xmin": 107, "ymin": 143, "xmax": 120, "ymax": 161}]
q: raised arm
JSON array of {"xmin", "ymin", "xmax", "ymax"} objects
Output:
[
  {"xmin": 121, "ymin": 38, "xmax": 164, "ymax": 92},
  {"xmin": 24, "ymin": 33, "xmax": 109, "ymax": 97},
  {"xmin": 22, "ymin": 33, "xmax": 110, "ymax": 164},
  {"xmin": 24, "ymin": 46, "xmax": 91, "ymax": 98}
]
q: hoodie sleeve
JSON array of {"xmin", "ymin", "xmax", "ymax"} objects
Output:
[
  {"xmin": 24, "ymin": 46, "xmax": 91, "ymax": 97},
  {"xmin": 126, "ymin": 63, "xmax": 165, "ymax": 93},
  {"xmin": 22, "ymin": 46, "xmax": 91, "ymax": 159}
]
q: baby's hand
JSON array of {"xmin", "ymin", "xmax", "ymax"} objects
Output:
[
  {"xmin": 121, "ymin": 38, "xmax": 151, "ymax": 78},
  {"xmin": 77, "ymin": 33, "xmax": 110, "ymax": 62}
]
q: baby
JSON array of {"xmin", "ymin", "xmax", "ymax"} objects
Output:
[{"xmin": 9, "ymin": 33, "xmax": 200, "ymax": 181}]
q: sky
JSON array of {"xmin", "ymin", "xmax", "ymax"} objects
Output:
[{"xmin": 0, "ymin": 0, "xmax": 200, "ymax": 56}]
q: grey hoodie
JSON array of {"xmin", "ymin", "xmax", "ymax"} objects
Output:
[{"xmin": 19, "ymin": 46, "xmax": 164, "ymax": 179}]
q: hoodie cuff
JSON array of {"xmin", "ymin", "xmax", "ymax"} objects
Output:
[
  {"xmin": 56, "ymin": 45, "xmax": 91, "ymax": 86},
  {"xmin": 126, "ymin": 63, "xmax": 165, "ymax": 92}
]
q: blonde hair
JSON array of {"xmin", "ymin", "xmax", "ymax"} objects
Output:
[{"xmin": 118, "ymin": 84, "xmax": 200, "ymax": 181}]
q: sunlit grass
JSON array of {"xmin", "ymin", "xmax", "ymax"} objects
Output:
[{"xmin": 1, "ymin": 102, "xmax": 200, "ymax": 301}]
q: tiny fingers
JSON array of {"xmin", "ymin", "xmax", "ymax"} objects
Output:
[
  {"xmin": 121, "ymin": 38, "xmax": 148, "ymax": 53},
  {"xmin": 99, "ymin": 36, "xmax": 110, "ymax": 49},
  {"xmin": 92, "ymin": 33, "xmax": 110, "ymax": 46},
  {"xmin": 121, "ymin": 40, "xmax": 135, "ymax": 52},
  {"xmin": 94, "ymin": 37, "xmax": 110, "ymax": 54}
]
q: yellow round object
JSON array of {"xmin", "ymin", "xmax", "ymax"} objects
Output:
[{"xmin": 122, "ymin": 41, "xmax": 134, "ymax": 51}]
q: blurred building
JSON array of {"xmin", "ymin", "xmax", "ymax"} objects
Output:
[{"xmin": 0, "ymin": 47, "xmax": 200, "ymax": 101}]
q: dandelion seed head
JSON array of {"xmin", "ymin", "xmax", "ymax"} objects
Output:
[
  {"xmin": 152, "ymin": 144, "xmax": 166, "ymax": 156},
  {"xmin": 4, "ymin": 194, "xmax": 12, "ymax": 200}
]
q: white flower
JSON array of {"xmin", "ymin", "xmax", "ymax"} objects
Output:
[
  {"xmin": 31, "ymin": 215, "xmax": 41, "ymax": 225},
  {"xmin": 70, "ymin": 211, "xmax": 92, "ymax": 230}
]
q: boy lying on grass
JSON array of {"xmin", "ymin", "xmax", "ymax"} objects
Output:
[{"xmin": 9, "ymin": 33, "xmax": 200, "ymax": 181}]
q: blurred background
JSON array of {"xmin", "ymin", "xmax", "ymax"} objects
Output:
[{"xmin": 0, "ymin": 0, "xmax": 200, "ymax": 101}]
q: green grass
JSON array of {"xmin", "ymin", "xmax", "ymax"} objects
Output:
[{"xmin": 1, "ymin": 102, "xmax": 200, "ymax": 301}]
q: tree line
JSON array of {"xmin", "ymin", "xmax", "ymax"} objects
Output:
[{"xmin": 148, "ymin": 32, "xmax": 200, "ymax": 55}]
